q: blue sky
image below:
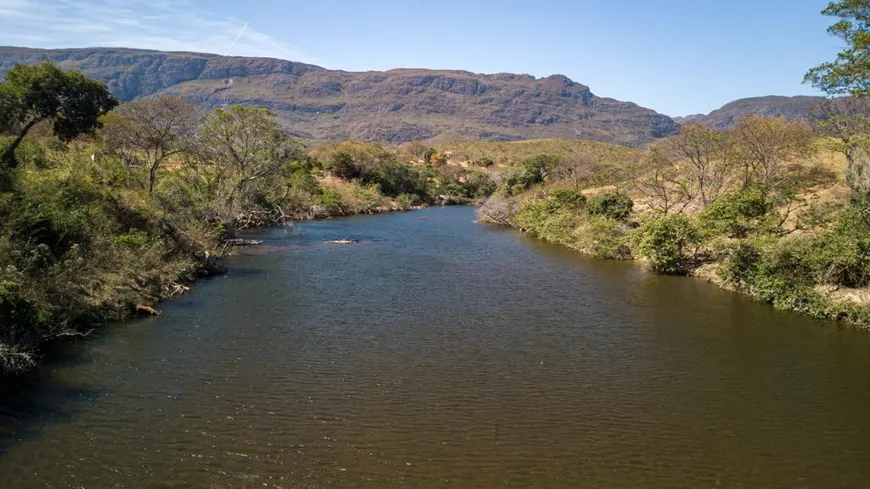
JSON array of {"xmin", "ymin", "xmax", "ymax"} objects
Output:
[{"xmin": 0, "ymin": 0, "xmax": 844, "ymax": 116}]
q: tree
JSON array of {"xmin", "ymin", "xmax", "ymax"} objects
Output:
[
  {"xmin": 104, "ymin": 96, "xmax": 197, "ymax": 194},
  {"xmin": 804, "ymin": 0, "xmax": 870, "ymax": 96},
  {"xmin": 399, "ymin": 140, "xmax": 429, "ymax": 161},
  {"xmin": 816, "ymin": 97, "xmax": 870, "ymax": 192},
  {"xmin": 0, "ymin": 61, "xmax": 117, "ymax": 168},
  {"xmin": 551, "ymin": 153, "xmax": 597, "ymax": 189},
  {"xmin": 667, "ymin": 123, "xmax": 735, "ymax": 207},
  {"xmin": 518, "ymin": 154, "xmax": 561, "ymax": 187},
  {"xmin": 733, "ymin": 115, "xmax": 815, "ymax": 196},
  {"xmin": 635, "ymin": 143, "xmax": 695, "ymax": 215},
  {"xmin": 197, "ymin": 106, "xmax": 304, "ymax": 200},
  {"xmin": 587, "ymin": 191, "xmax": 634, "ymax": 221},
  {"xmin": 634, "ymin": 214, "xmax": 701, "ymax": 275}
]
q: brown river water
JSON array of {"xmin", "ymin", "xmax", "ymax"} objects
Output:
[{"xmin": 1, "ymin": 206, "xmax": 869, "ymax": 488}]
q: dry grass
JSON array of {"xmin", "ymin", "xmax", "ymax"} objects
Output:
[{"xmin": 438, "ymin": 138, "xmax": 639, "ymax": 167}]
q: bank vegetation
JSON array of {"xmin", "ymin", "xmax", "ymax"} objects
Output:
[{"xmin": 0, "ymin": 62, "xmax": 497, "ymax": 375}]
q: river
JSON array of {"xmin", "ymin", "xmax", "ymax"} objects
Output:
[{"xmin": 1, "ymin": 206, "xmax": 869, "ymax": 488}]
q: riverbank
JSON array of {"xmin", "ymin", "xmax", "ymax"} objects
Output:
[
  {"xmin": 0, "ymin": 160, "xmax": 437, "ymax": 378},
  {"xmin": 5, "ymin": 205, "xmax": 870, "ymax": 488},
  {"xmin": 0, "ymin": 117, "xmax": 493, "ymax": 378},
  {"xmin": 475, "ymin": 121, "xmax": 870, "ymax": 331},
  {"xmin": 477, "ymin": 184, "xmax": 870, "ymax": 331}
]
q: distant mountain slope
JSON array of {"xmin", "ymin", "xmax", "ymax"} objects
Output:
[
  {"xmin": 676, "ymin": 96, "xmax": 825, "ymax": 129},
  {"xmin": 0, "ymin": 47, "xmax": 678, "ymax": 146}
]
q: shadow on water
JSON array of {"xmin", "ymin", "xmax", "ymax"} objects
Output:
[
  {"xmin": 0, "ymin": 260, "xmax": 267, "ymax": 459},
  {"xmin": 0, "ymin": 339, "xmax": 104, "ymax": 457}
]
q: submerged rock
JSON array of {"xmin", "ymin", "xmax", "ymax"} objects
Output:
[{"xmin": 223, "ymin": 239, "xmax": 264, "ymax": 246}]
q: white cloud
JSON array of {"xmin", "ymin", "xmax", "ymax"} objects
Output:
[{"xmin": 0, "ymin": 0, "xmax": 317, "ymax": 63}]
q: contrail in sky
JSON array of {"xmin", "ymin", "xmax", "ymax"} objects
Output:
[{"xmin": 224, "ymin": 22, "xmax": 250, "ymax": 56}]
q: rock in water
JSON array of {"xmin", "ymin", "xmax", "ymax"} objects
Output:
[{"xmin": 135, "ymin": 305, "xmax": 161, "ymax": 316}]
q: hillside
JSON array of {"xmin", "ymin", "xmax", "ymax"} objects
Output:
[
  {"xmin": 0, "ymin": 47, "xmax": 678, "ymax": 146},
  {"xmin": 674, "ymin": 95, "xmax": 825, "ymax": 129},
  {"xmin": 438, "ymin": 138, "xmax": 639, "ymax": 168}
]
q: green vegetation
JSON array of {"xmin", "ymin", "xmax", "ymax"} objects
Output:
[
  {"xmin": 804, "ymin": 0, "xmax": 870, "ymax": 96},
  {"xmin": 0, "ymin": 63, "xmax": 501, "ymax": 376},
  {"xmin": 478, "ymin": 112, "xmax": 870, "ymax": 327},
  {"xmin": 1, "ymin": 1, "xmax": 867, "ymax": 378},
  {"xmin": 0, "ymin": 60, "xmax": 117, "ymax": 172},
  {"xmin": 479, "ymin": 3, "xmax": 870, "ymax": 329}
]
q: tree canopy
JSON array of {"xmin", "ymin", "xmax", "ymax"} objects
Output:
[
  {"xmin": 0, "ymin": 61, "xmax": 118, "ymax": 168},
  {"xmin": 103, "ymin": 95, "xmax": 197, "ymax": 194},
  {"xmin": 805, "ymin": 0, "xmax": 870, "ymax": 95}
]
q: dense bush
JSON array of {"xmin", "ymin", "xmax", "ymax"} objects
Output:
[
  {"xmin": 587, "ymin": 191, "xmax": 634, "ymax": 221},
  {"xmin": 549, "ymin": 189, "xmax": 587, "ymax": 210},
  {"xmin": 804, "ymin": 207, "xmax": 870, "ymax": 287},
  {"xmin": 634, "ymin": 215, "xmax": 701, "ymax": 274},
  {"xmin": 518, "ymin": 154, "xmax": 560, "ymax": 188},
  {"xmin": 698, "ymin": 188, "xmax": 778, "ymax": 238},
  {"xmin": 572, "ymin": 215, "xmax": 632, "ymax": 259},
  {"xmin": 360, "ymin": 160, "xmax": 429, "ymax": 199}
]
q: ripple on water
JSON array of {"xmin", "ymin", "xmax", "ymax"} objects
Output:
[{"xmin": 1, "ymin": 207, "xmax": 870, "ymax": 488}]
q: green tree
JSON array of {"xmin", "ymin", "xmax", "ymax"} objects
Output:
[
  {"xmin": 195, "ymin": 106, "xmax": 305, "ymax": 226},
  {"xmin": 198, "ymin": 106, "xmax": 303, "ymax": 194},
  {"xmin": 518, "ymin": 154, "xmax": 561, "ymax": 187},
  {"xmin": 805, "ymin": 0, "xmax": 870, "ymax": 95},
  {"xmin": 0, "ymin": 61, "xmax": 118, "ymax": 169}
]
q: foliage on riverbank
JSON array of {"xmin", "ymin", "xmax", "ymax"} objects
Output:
[
  {"xmin": 478, "ymin": 107, "xmax": 870, "ymax": 329},
  {"xmin": 0, "ymin": 64, "xmax": 503, "ymax": 376}
]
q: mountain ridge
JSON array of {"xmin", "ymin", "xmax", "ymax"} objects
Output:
[
  {"xmin": 673, "ymin": 95, "xmax": 826, "ymax": 129},
  {"xmin": 0, "ymin": 46, "xmax": 678, "ymax": 146}
]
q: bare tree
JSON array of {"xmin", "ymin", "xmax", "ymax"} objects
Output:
[
  {"xmin": 476, "ymin": 196, "xmax": 519, "ymax": 225},
  {"xmin": 816, "ymin": 97, "xmax": 870, "ymax": 193},
  {"xmin": 667, "ymin": 123, "xmax": 735, "ymax": 206},
  {"xmin": 105, "ymin": 96, "xmax": 198, "ymax": 194},
  {"xmin": 635, "ymin": 143, "xmax": 697, "ymax": 214},
  {"xmin": 733, "ymin": 115, "xmax": 815, "ymax": 195},
  {"xmin": 551, "ymin": 152, "xmax": 597, "ymax": 189}
]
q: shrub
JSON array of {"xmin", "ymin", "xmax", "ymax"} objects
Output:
[
  {"xmin": 476, "ymin": 196, "xmax": 519, "ymax": 225},
  {"xmin": 549, "ymin": 189, "xmax": 587, "ymax": 211},
  {"xmin": 318, "ymin": 188, "xmax": 344, "ymax": 212},
  {"xmin": 514, "ymin": 199, "xmax": 578, "ymax": 241},
  {"xmin": 718, "ymin": 240, "xmax": 763, "ymax": 288},
  {"xmin": 517, "ymin": 154, "xmax": 561, "ymax": 188},
  {"xmin": 587, "ymin": 191, "xmax": 634, "ymax": 221},
  {"xmin": 803, "ymin": 206, "xmax": 870, "ymax": 287},
  {"xmin": 394, "ymin": 194, "xmax": 411, "ymax": 210},
  {"xmin": 291, "ymin": 169, "xmax": 321, "ymax": 195},
  {"xmin": 698, "ymin": 188, "xmax": 777, "ymax": 238},
  {"xmin": 573, "ymin": 215, "xmax": 632, "ymax": 259},
  {"xmin": 360, "ymin": 161, "xmax": 429, "ymax": 200},
  {"xmin": 634, "ymin": 214, "xmax": 701, "ymax": 274}
]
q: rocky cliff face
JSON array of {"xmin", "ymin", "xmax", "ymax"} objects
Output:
[{"xmin": 0, "ymin": 47, "xmax": 679, "ymax": 146}]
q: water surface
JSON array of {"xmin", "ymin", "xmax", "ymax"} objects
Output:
[{"xmin": 2, "ymin": 206, "xmax": 869, "ymax": 488}]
